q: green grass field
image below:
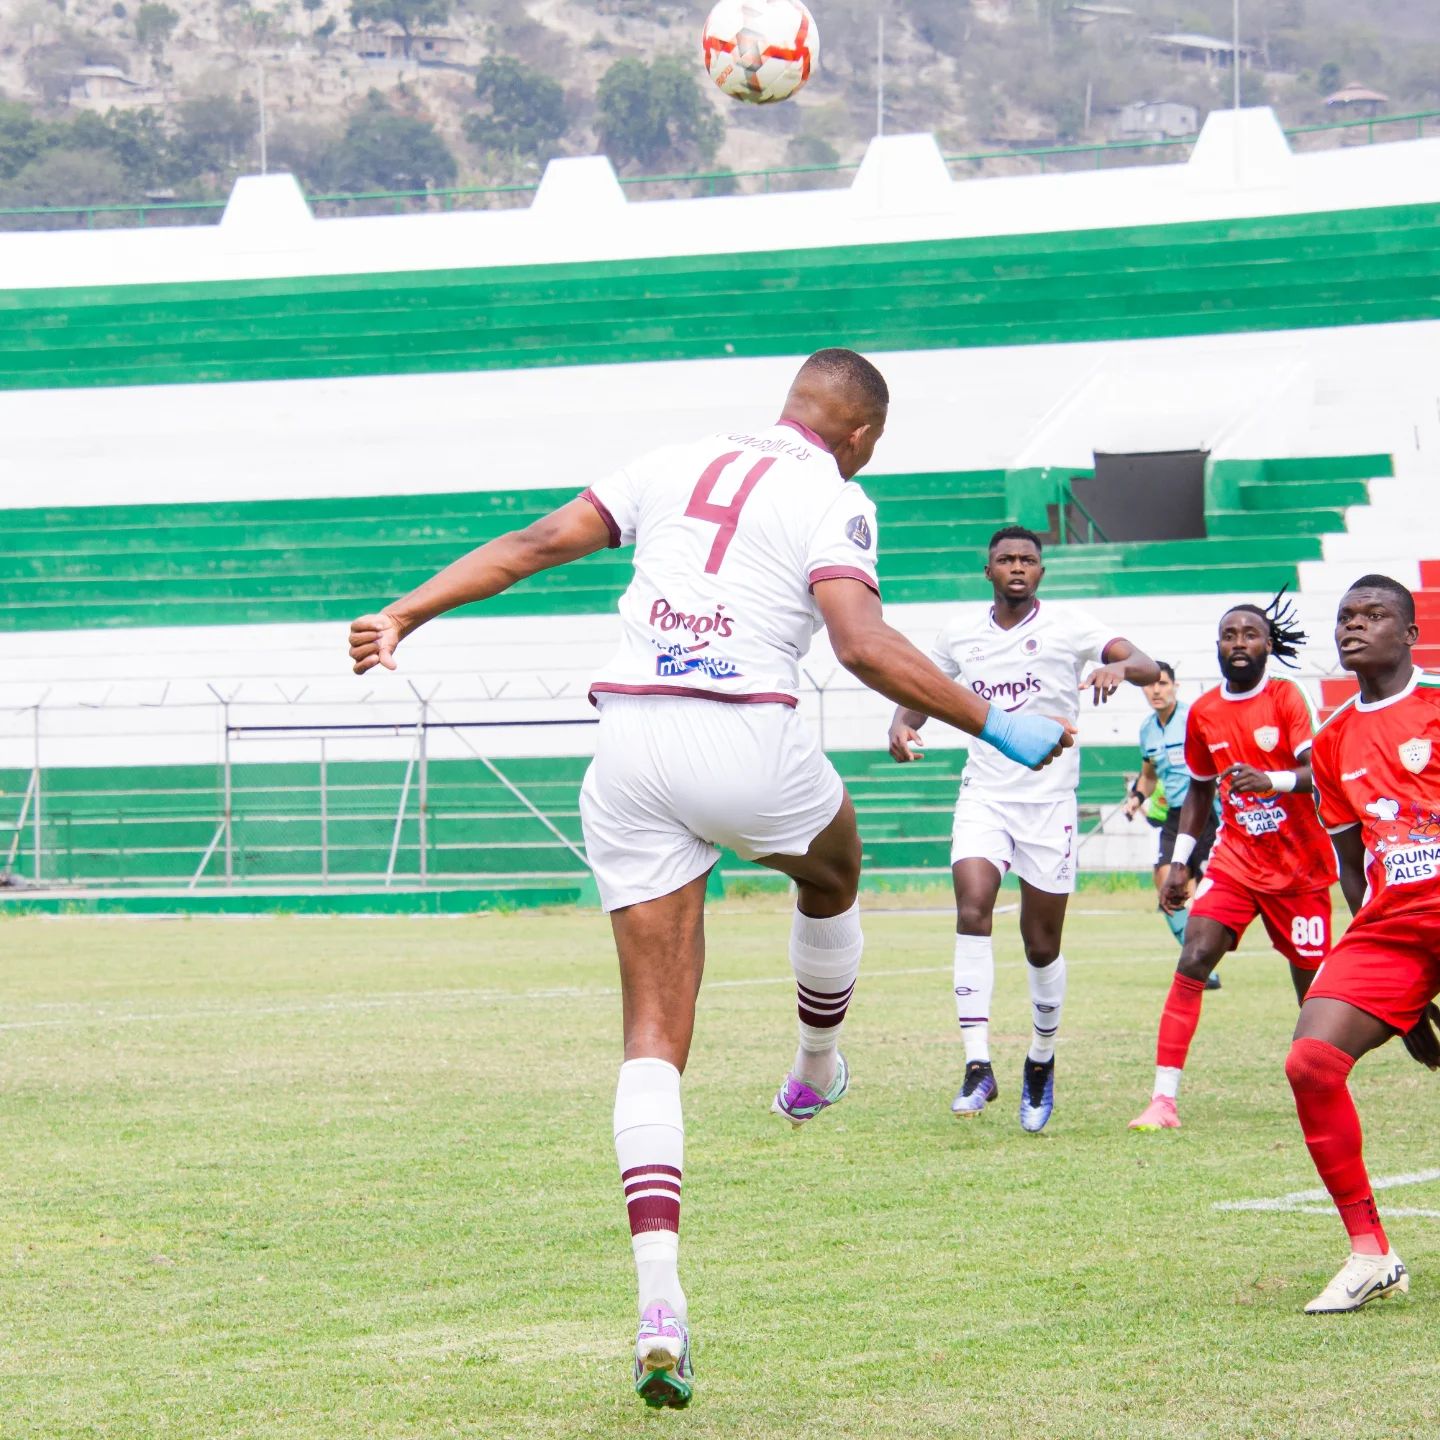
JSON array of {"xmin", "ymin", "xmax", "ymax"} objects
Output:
[{"xmin": 3, "ymin": 893, "xmax": 1438, "ymax": 1438}]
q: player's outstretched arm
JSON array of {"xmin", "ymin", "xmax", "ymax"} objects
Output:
[
  {"xmin": 1080, "ymin": 638, "xmax": 1161, "ymax": 706},
  {"xmin": 815, "ymin": 578, "xmax": 1074, "ymax": 770},
  {"xmin": 349, "ymin": 498, "xmax": 612, "ymax": 674},
  {"xmin": 1160, "ymin": 775, "xmax": 1216, "ymax": 911},
  {"xmin": 1330, "ymin": 824, "xmax": 1368, "ymax": 917}
]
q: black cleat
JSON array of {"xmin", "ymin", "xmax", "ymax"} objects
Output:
[{"xmin": 951, "ymin": 1061, "xmax": 998, "ymax": 1117}]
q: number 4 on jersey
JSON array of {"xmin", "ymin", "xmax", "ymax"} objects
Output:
[{"xmin": 685, "ymin": 453, "xmax": 776, "ymax": 573}]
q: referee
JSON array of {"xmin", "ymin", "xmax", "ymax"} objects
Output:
[{"xmin": 1123, "ymin": 661, "xmax": 1222, "ymax": 989}]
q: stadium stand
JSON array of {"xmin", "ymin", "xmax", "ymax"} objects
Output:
[
  {"xmin": 0, "ymin": 455, "xmax": 1383, "ymax": 630},
  {"xmin": 3, "ymin": 107, "xmax": 1438, "ymax": 907}
]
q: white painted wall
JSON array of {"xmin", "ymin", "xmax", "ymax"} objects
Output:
[{"xmin": 4, "ymin": 320, "xmax": 1436, "ymax": 510}]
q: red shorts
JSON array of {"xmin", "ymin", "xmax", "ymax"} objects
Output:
[
  {"xmin": 1190, "ymin": 872, "xmax": 1332, "ymax": 970},
  {"xmin": 1304, "ymin": 907, "xmax": 1440, "ymax": 1034}
]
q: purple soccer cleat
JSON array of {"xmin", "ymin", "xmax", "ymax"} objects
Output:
[
  {"xmin": 771, "ymin": 1052, "xmax": 850, "ymax": 1128},
  {"xmin": 633, "ymin": 1303, "xmax": 693, "ymax": 1409}
]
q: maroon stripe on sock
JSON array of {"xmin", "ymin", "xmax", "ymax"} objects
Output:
[
  {"xmin": 624, "ymin": 1177, "xmax": 682, "ymax": 1198},
  {"xmin": 621, "ymin": 1164, "xmax": 681, "ymax": 1182},
  {"xmin": 627, "ymin": 1196, "xmax": 681, "ymax": 1236},
  {"xmin": 798, "ymin": 1003, "xmax": 851, "ymax": 1028},
  {"xmin": 796, "ymin": 980, "xmax": 855, "ymax": 1003}
]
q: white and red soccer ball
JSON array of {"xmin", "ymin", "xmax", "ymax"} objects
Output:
[{"xmin": 701, "ymin": 0, "xmax": 818, "ymax": 105}]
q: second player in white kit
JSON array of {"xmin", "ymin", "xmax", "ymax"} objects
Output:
[
  {"xmin": 890, "ymin": 526, "xmax": 1157, "ymax": 1131},
  {"xmin": 348, "ymin": 354, "xmax": 1073, "ymax": 1410}
]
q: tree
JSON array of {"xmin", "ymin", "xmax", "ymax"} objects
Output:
[
  {"xmin": 464, "ymin": 54, "xmax": 567, "ymax": 156},
  {"xmin": 0, "ymin": 149, "xmax": 129, "ymax": 226},
  {"xmin": 134, "ymin": 3, "xmax": 179, "ymax": 54},
  {"xmin": 175, "ymin": 94, "xmax": 256, "ymax": 173},
  {"xmin": 0, "ymin": 102, "xmax": 51, "ymax": 182},
  {"xmin": 325, "ymin": 100, "xmax": 456, "ymax": 191},
  {"xmin": 596, "ymin": 55, "xmax": 723, "ymax": 170},
  {"xmin": 347, "ymin": 0, "xmax": 449, "ymax": 59}
]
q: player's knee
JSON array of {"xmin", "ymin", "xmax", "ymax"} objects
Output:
[
  {"xmin": 1285, "ymin": 1036, "xmax": 1351, "ymax": 1096},
  {"xmin": 1023, "ymin": 939, "xmax": 1060, "ymax": 967},
  {"xmin": 1176, "ymin": 950, "xmax": 1214, "ymax": 982},
  {"xmin": 955, "ymin": 900, "xmax": 992, "ymax": 935}
]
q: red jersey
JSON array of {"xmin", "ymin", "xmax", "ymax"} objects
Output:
[
  {"xmin": 1310, "ymin": 671, "xmax": 1440, "ymax": 920},
  {"xmin": 1183, "ymin": 675, "xmax": 1337, "ymax": 893}
]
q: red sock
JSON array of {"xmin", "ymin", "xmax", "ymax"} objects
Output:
[
  {"xmin": 1285, "ymin": 1037, "xmax": 1388, "ymax": 1255},
  {"xmin": 1155, "ymin": 974, "xmax": 1207, "ymax": 1069}
]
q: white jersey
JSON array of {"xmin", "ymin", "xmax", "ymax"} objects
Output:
[
  {"xmin": 583, "ymin": 421, "xmax": 880, "ymax": 707},
  {"xmin": 930, "ymin": 600, "xmax": 1118, "ymax": 801}
]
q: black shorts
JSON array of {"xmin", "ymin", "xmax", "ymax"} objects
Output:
[{"xmin": 1155, "ymin": 806, "xmax": 1217, "ymax": 873}]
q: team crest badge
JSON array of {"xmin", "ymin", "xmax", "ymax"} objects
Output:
[
  {"xmin": 845, "ymin": 515, "xmax": 872, "ymax": 551},
  {"xmin": 1253, "ymin": 726, "xmax": 1280, "ymax": 752},
  {"xmin": 1399, "ymin": 738, "xmax": 1432, "ymax": 774},
  {"xmin": 1022, "ymin": 636, "xmax": 1041, "ymax": 656}
]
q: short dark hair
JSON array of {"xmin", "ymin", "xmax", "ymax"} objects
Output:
[
  {"xmin": 988, "ymin": 524, "xmax": 1043, "ymax": 554},
  {"xmin": 1154, "ymin": 659, "xmax": 1176, "ymax": 682},
  {"xmin": 1347, "ymin": 573, "xmax": 1416, "ymax": 625},
  {"xmin": 798, "ymin": 348, "xmax": 889, "ymax": 412}
]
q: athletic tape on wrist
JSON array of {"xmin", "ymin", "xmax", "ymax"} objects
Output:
[
  {"xmin": 1171, "ymin": 832, "xmax": 1197, "ymax": 867},
  {"xmin": 1266, "ymin": 770, "xmax": 1297, "ymax": 793}
]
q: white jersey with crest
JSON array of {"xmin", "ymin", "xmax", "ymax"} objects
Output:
[
  {"xmin": 582, "ymin": 420, "xmax": 880, "ymax": 707},
  {"xmin": 930, "ymin": 600, "xmax": 1118, "ymax": 802}
]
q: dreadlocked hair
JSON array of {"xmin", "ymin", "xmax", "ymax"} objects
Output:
[
  {"xmin": 1228, "ymin": 585, "xmax": 1307, "ymax": 669},
  {"xmin": 1403, "ymin": 1003, "xmax": 1440, "ymax": 1070}
]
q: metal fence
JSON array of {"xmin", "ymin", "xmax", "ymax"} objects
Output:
[{"xmin": 3, "ymin": 108, "xmax": 1436, "ymax": 232}]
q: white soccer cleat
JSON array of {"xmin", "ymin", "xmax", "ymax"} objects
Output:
[{"xmin": 1304, "ymin": 1249, "xmax": 1409, "ymax": 1314}]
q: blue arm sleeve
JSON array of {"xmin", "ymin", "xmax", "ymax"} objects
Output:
[{"xmin": 978, "ymin": 705, "xmax": 1065, "ymax": 769}]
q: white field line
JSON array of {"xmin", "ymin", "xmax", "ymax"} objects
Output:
[
  {"xmin": 1215, "ymin": 1168, "xmax": 1440, "ymax": 1220},
  {"xmin": 0, "ymin": 943, "xmax": 1180, "ymax": 1033}
]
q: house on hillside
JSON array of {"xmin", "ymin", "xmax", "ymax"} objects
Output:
[
  {"xmin": 1063, "ymin": 3, "xmax": 1135, "ymax": 28},
  {"xmin": 68, "ymin": 65, "xmax": 153, "ymax": 107},
  {"xmin": 1324, "ymin": 84, "xmax": 1388, "ymax": 117},
  {"xmin": 1149, "ymin": 33, "xmax": 1257, "ymax": 70},
  {"xmin": 349, "ymin": 28, "xmax": 468, "ymax": 64},
  {"xmin": 1113, "ymin": 99, "xmax": 1198, "ymax": 142}
]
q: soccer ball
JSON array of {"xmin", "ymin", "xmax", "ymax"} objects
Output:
[{"xmin": 701, "ymin": 0, "xmax": 818, "ymax": 105}]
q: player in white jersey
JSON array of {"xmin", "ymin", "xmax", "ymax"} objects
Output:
[
  {"xmin": 889, "ymin": 525, "xmax": 1158, "ymax": 1131},
  {"xmin": 348, "ymin": 352, "xmax": 1072, "ymax": 1411}
]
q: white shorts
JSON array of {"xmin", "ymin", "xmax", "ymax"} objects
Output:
[
  {"xmin": 950, "ymin": 790, "xmax": 1079, "ymax": 895},
  {"xmin": 579, "ymin": 694, "xmax": 845, "ymax": 912}
]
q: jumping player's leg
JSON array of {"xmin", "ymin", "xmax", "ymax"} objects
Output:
[
  {"xmin": 1287, "ymin": 997, "xmax": 1407, "ymax": 1311},
  {"xmin": 1129, "ymin": 910, "xmax": 1238, "ymax": 1130},
  {"xmin": 607, "ymin": 871, "xmax": 711, "ymax": 1406},
  {"xmin": 758, "ymin": 793, "xmax": 864, "ymax": 1111},
  {"xmin": 1017, "ymin": 880, "xmax": 1069, "ymax": 1132}
]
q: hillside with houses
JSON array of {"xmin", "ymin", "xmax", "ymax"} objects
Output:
[{"xmin": 0, "ymin": 0, "xmax": 1435, "ymax": 218}]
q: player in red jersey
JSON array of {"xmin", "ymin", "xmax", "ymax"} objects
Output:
[
  {"xmin": 1129, "ymin": 593, "xmax": 1337, "ymax": 1131},
  {"xmin": 1286, "ymin": 573, "xmax": 1440, "ymax": 1313}
]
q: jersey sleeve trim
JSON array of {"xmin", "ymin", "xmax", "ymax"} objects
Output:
[
  {"xmin": 1099, "ymin": 637, "xmax": 1128, "ymax": 663},
  {"xmin": 1187, "ymin": 765, "xmax": 1217, "ymax": 781},
  {"xmin": 1326, "ymin": 821, "xmax": 1360, "ymax": 835},
  {"xmin": 579, "ymin": 487, "xmax": 622, "ymax": 549},
  {"xmin": 1294, "ymin": 738, "xmax": 1314, "ymax": 757},
  {"xmin": 808, "ymin": 565, "xmax": 880, "ymax": 596}
]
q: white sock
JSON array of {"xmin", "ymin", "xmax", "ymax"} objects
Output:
[
  {"xmin": 953, "ymin": 934, "xmax": 994, "ymax": 1065},
  {"xmin": 1153, "ymin": 1065, "xmax": 1183, "ymax": 1100},
  {"xmin": 614, "ymin": 1057, "xmax": 686, "ymax": 1320},
  {"xmin": 1027, "ymin": 955, "xmax": 1066, "ymax": 1064},
  {"xmin": 790, "ymin": 900, "xmax": 863, "ymax": 1090}
]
